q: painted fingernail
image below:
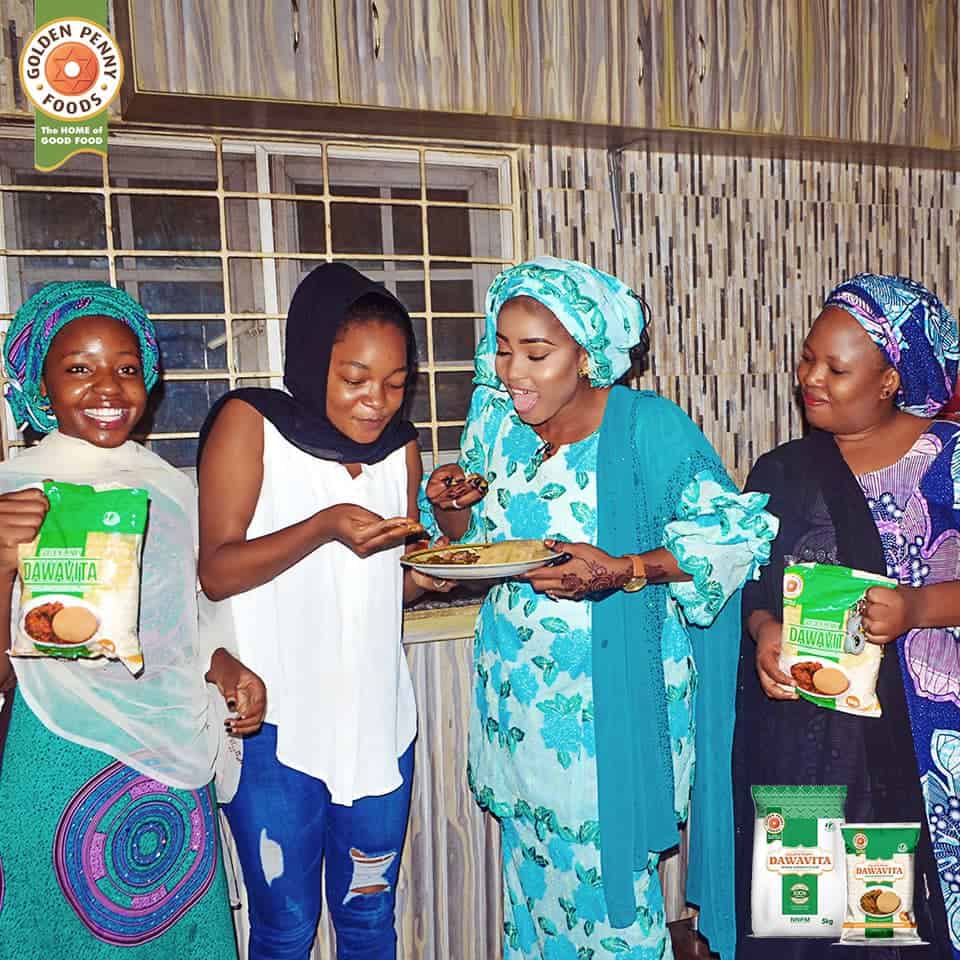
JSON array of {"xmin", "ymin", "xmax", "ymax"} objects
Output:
[{"xmin": 227, "ymin": 698, "xmax": 237, "ymax": 710}]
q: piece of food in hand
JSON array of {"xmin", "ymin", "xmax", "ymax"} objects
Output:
[{"xmin": 466, "ymin": 474, "xmax": 489, "ymax": 495}]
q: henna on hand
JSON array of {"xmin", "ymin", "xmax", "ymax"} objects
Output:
[{"xmin": 559, "ymin": 557, "xmax": 632, "ymax": 596}]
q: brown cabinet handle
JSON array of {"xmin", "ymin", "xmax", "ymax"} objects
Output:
[
  {"xmin": 637, "ymin": 35, "xmax": 644, "ymax": 86},
  {"xmin": 902, "ymin": 62, "xmax": 910, "ymax": 107},
  {"xmin": 697, "ymin": 33, "xmax": 706, "ymax": 82},
  {"xmin": 291, "ymin": 0, "xmax": 301, "ymax": 52},
  {"xmin": 372, "ymin": 1, "xmax": 382, "ymax": 59}
]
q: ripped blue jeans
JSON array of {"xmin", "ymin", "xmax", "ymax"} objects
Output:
[{"xmin": 223, "ymin": 724, "xmax": 414, "ymax": 960}]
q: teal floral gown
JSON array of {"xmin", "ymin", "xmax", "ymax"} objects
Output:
[{"xmin": 422, "ymin": 389, "xmax": 774, "ymax": 960}]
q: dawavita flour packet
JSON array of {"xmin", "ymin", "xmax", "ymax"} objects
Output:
[
  {"xmin": 10, "ymin": 481, "xmax": 149, "ymax": 675},
  {"xmin": 840, "ymin": 823, "xmax": 922, "ymax": 944},
  {"xmin": 781, "ymin": 563, "xmax": 897, "ymax": 718},
  {"xmin": 751, "ymin": 785, "xmax": 847, "ymax": 937}
]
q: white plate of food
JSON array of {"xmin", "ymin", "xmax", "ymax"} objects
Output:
[{"xmin": 401, "ymin": 540, "xmax": 558, "ymax": 580}]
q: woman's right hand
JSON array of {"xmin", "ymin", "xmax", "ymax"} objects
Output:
[
  {"xmin": 0, "ymin": 488, "xmax": 49, "ymax": 575},
  {"xmin": 755, "ymin": 619, "xmax": 798, "ymax": 701},
  {"xmin": 425, "ymin": 464, "xmax": 488, "ymax": 513},
  {"xmin": 320, "ymin": 503, "xmax": 423, "ymax": 558}
]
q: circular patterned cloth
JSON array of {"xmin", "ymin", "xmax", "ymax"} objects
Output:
[{"xmin": 53, "ymin": 762, "xmax": 218, "ymax": 946}]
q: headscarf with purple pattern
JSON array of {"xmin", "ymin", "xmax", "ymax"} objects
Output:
[
  {"xmin": 4, "ymin": 281, "xmax": 160, "ymax": 433},
  {"xmin": 824, "ymin": 273, "xmax": 959, "ymax": 417}
]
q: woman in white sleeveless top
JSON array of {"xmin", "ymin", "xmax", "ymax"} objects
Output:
[{"xmin": 197, "ymin": 264, "xmax": 449, "ymax": 960}]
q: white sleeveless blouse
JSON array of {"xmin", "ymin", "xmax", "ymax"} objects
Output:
[{"xmin": 229, "ymin": 418, "xmax": 416, "ymax": 804}]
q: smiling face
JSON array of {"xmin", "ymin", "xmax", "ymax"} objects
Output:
[
  {"xmin": 40, "ymin": 314, "xmax": 148, "ymax": 448},
  {"xmin": 797, "ymin": 306, "xmax": 900, "ymax": 435},
  {"xmin": 325, "ymin": 319, "xmax": 409, "ymax": 443},
  {"xmin": 493, "ymin": 296, "xmax": 592, "ymax": 428}
]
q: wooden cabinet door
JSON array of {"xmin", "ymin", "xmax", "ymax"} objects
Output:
[
  {"xmin": 805, "ymin": 0, "xmax": 951, "ymax": 148},
  {"xmin": 513, "ymin": 0, "xmax": 667, "ymax": 126},
  {"xmin": 336, "ymin": 0, "xmax": 514, "ymax": 115},
  {"xmin": 0, "ymin": 0, "xmax": 32, "ymax": 115},
  {"xmin": 127, "ymin": 0, "xmax": 338, "ymax": 102},
  {"xmin": 912, "ymin": 0, "xmax": 953, "ymax": 149},
  {"xmin": 670, "ymin": 0, "xmax": 802, "ymax": 135}
]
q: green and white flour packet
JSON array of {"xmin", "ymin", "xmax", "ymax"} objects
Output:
[
  {"xmin": 751, "ymin": 785, "xmax": 847, "ymax": 937},
  {"xmin": 841, "ymin": 823, "xmax": 922, "ymax": 944},
  {"xmin": 782, "ymin": 563, "xmax": 897, "ymax": 718},
  {"xmin": 11, "ymin": 481, "xmax": 149, "ymax": 675}
]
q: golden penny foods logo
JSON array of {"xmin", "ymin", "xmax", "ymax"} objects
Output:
[{"xmin": 19, "ymin": 17, "xmax": 123, "ymax": 121}]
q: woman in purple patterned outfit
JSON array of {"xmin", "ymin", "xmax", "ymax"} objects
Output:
[{"xmin": 735, "ymin": 274, "xmax": 960, "ymax": 959}]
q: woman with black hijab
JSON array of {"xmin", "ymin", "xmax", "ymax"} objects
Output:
[{"xmin": 197, "ymin": 263, "xmax": 449, "ymax": 960}]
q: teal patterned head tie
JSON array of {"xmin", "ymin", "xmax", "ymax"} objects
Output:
[
  {"xmin": 476, "ymin": 256, "xmax": 649, "ymax": 389},
  {"xmin": 4, "ymin": 281, "xmax": 160, "ymax": 434}
]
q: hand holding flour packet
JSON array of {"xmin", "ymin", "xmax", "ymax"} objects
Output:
[
  {"xmin": 840, "ymin": 823, "xmax": 922, "ymax": 945},
  {"xmin": 751, "ymin": 785, "xmax": 847, "ymax": 938},
  {"xmin": 781, "ymin": 563, "xmax": 897, "ymax": 718},
  {"xmin": 10, "ymin": 480, "xmax": 149, "ymax": 675}
]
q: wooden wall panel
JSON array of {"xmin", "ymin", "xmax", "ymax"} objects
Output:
[
  {"xmin": 336, "ymin": 0, "xmax": 514, "ymax": 115},
  {"xmin": 913, "ymin": 0, "xmax": 954, "ymax": 149},
  {"xmin": 671, "ymin": 0, "xmax": 802, "ymax": 135},
  {"xmin": 514, "ymin": 0, "xmax": 666, "ymax": 126},
  {"xmin": 128, "ymin": 0, "xmax": 339, "ymax": 102}
]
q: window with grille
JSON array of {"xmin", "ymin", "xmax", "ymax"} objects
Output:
[{"xmin": 0, "ymin": 128, "xmax": 521, "ymax": 472}]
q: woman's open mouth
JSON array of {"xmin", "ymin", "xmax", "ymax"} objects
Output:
[
  {"xmin": 509, "ymin": 387, "xmax": 539, "ymax": 414},
  {"xmin": 82, "ymin": 407, "xmax": 129, "ymax": 429}
]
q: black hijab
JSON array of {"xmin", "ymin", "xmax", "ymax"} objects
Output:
[{"xmin": 198, "ymin": 263, "xmax": 418, "ymax": 465}]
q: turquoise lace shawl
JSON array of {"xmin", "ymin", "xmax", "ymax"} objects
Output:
[{"xmin": 594, "ymin": 386, "xmax": 746, "ymax": 958}]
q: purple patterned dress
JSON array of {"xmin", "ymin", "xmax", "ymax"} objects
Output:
[{"xmin": 858, "ymin": 419, "xmax": 960, "ymax": 953}]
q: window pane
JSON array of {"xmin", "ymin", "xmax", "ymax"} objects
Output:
[
  {"xmin": 411, "ymin": 316, "xmax": 427, "ymax": 363},
  {"xmin": 111, "ymin": 195, "xmax": 221, "ymax": 252},
  {"xmin": 229, "ymin": 258, "xmax": 267, "ymax": 313},
  {"xmin": 290, "ymin": 200, "xmax": 327, "ymax": 254},
  {"xmin": 269, "ymin": 153, "xmax": 324, "ymax": 194},
  {"xmin": 2, "ymin": 256, "xmax": 109, "ymax": 309},
  {"xmin": 109, "ymin": 142, "xmax": 217, "ymax": 188},
  {"xmin": 224, "ymin": 198, "xmax": 262, "ymax": 252},
  {"xmin": 328, "ymin": 147, "xmax": 420, "ymax": 194},
  {"xmin": 432, "ymin": 315, "xmax": 481, "ymax": 363},
  {"xmin": 116, "ymin": 260, "xmax": 224, "ymax": 313},
  {"xmin": 3, "ymin": 190, "xmax": 106, "ymax": 250},
  {"xmin": 430, "ymin": 261, "xmax": 500, "ymax": 313},
  {"xmin": 435, "ymin": 371, "xmax": 473, "ymax": 422},
  {"xmin": 426, "ymin": 151, "xmax": 511, "ymax": 204},
  {"xmin": 438, "ymin": 425, "xmax": 466, "ymax": 453},
  {"xmin": 0, "ymin": 136, "xmax": 103, "ymax": 186},
  {"xmin": 143, "ymin": 378, "xmax": 227, "ymax": 433},
  {"xmin": 154, "ymin": 319, "xmax": 227, "ymax": 372},
  {"xmin": 428, "ymin": 204, "xmax": 513, "ymax": 259},
  {"xmin": 232, "ymin": 318, "xmax": 283, "ymax": 374},
  {"xmin": 330, "ymin": 202, "xmax": 385, "ymax": 255},
  {"xmin": 409, "ymin": 372, "xmax": 431, "ymax": 423}
]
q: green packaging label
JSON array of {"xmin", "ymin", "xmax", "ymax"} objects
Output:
[
  {"xmin": 840, "ymin": 824, "xmax": 921, "ymax": 944},
  {"xmin": 781, "ymin": 563, "xmax": 896, "ymax": 717},
  {"xmin": 14, "ymin": 480, "xmax": 149, "ymax": 674},
  {"xmin": 751, "ymin": 786, "xmax": 847, "ymax": 936}
]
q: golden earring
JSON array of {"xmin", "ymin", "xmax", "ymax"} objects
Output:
[{"xmin": 578, "ymin": 357, "xmax": 590, "ymax": 379}]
